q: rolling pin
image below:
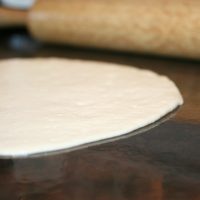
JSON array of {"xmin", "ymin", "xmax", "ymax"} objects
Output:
[
  {"xmin": 0, "ymin": 7, "xmax": 27, "ymax": 27},
  {"xmin": 1, "ymin": 0, "xmax": 200, "ymax": 59}
]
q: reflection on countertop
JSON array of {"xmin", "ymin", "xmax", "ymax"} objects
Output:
[
  {"xmin": 0, "ymin": 28, "xmax": 199, "ymax": 200},
  {"xmin": 0, "ymin": 121, "xmax": 200, "ymax": 200}
]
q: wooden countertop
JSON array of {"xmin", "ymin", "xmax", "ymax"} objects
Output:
[{"xmin": 0, "ymin": 29, "xmax": 199, "ymax": 200}]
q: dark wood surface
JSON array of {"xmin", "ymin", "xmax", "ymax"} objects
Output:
[{"xmin": 0, "ymin": 29, "xmax": 199, "ymax": 200}]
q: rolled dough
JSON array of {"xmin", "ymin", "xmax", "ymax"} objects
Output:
[{"xmin": 0, "ymin": 58, "xmax": 183, "ymax": 156}]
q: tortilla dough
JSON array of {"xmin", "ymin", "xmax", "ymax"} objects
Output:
[{"xmin": 0, "ymin": 58, "xmax": 183, "ymax": 156}]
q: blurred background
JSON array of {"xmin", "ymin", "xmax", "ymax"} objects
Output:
[
  {"xmin": 1, "ymin": 0, "xmax": 200, "ymax": 60},
  {"xmin": 0, "ymin": 0, "xmax": 200, "ymax": 200}
]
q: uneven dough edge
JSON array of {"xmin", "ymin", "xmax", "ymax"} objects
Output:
[{"xmin": 0, "ymin": 58, "xmax": 183, "ymax": 157}]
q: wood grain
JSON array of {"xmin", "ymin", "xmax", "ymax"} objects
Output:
[
  {"xmin": 0, "ymin": 121, "xmax": 199, "ymax": 200},
  {"xmin": 28, "ymin": 0, "xmax": 200, "ymax": 59},
  {"xmin": 0, "ymin": 29, "xmax": 199, "ymax": 200}
]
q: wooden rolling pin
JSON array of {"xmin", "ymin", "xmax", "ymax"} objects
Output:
[
  {"xmin": 1, "ymin": 0, "xmax": 200, "ymax": 59},
  {"xmin": 0, "ymin": 7, "xmax": 27, "ymax": 27}
]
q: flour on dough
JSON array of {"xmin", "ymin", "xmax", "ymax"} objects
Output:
[{"xmin": 0, "ymin": 58, "xmax": 183, "ymax": 156}]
